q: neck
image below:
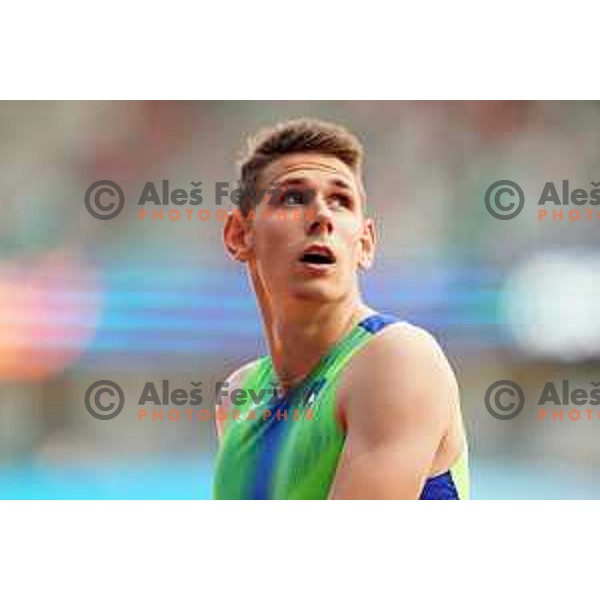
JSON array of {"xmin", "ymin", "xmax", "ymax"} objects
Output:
[{"xmin": 261, "ymin": 296, "xmax": 375, "ymax": 393}]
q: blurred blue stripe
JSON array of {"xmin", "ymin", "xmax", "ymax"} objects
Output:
[{"xmin": 7, "ymin": 261, "xmax": 511, "ymax": 358}]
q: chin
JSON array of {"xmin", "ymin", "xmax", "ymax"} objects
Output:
[{"xmin": 288, "ymin": 280, "xmax": 344, "ymax": 303}]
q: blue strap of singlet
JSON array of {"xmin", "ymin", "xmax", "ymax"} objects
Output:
[{"xmin": 358, "ymin": 313, "xmax": 398, "ymax": 334}]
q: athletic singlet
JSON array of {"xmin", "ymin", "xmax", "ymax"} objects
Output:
[{"xmin": 212, "ymin": 314, "xmax": 469, "ymax": 499}]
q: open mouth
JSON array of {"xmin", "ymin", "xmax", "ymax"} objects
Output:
[{"xmin": 300, "ymin": 246, "xmax": 336, "ymax": 266}]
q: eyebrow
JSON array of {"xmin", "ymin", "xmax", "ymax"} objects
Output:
[{"xmin": 271, "ymin": 176, "xmax": 354, "ymax": 192}]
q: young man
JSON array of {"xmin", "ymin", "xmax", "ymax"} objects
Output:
[{"xmin": 213, "ymin": 118, "xmax": 469, "ymax": 499}]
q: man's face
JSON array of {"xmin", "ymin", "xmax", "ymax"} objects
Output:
[{"xmin": 240, "ymin": 152, "xmax": 375, "ymax": 306}]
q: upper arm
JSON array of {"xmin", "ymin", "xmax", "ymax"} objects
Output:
[
  {"xmin": 215, "ymin": 359, "xmax": 261, "ymax": 441},
  {"xmin": 329, "ymin": 323, "xmax": 459, "ymax": 499}
]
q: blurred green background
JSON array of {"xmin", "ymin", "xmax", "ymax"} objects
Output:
[{"xmin": 1, "ymin": 100, "xmax": 599, "ymax": 499}]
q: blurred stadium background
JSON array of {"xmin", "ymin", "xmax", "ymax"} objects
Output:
[{"xmin": 1, "ymin": 100, "xmax": 599, "ymax": 499}]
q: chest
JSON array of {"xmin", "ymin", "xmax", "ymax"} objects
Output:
[{"xmin": 214, "ymin": 376, "xmax": 345, "ymax": 499}]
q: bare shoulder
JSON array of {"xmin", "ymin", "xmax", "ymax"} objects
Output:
[
  {"xmin": 215, "ymin": 358, "xmax": 263, "ymax": 440},
  {"xmin": 338, "ymin": 321, "xmax": 459, "ymax": 426},
  {"xmin": 349, "ymin": 321, "xmax": 455, "ymax": 378},
  {"xmin": 220, "ymin": 358, "xmax": 264, "ymax": 410}
]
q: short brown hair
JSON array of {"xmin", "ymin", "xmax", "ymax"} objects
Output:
[{"xmin": 237, "ymin": 118, "xmax": 365, "ymax": 216}]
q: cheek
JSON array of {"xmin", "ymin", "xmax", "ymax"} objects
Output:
[
  {"xmin": 336, "ymin": 222, "xmax": 365, "ymax": 259},
  {"xmin": 254, "ymin": 219, "xmax": 297, "ymax": 259}
]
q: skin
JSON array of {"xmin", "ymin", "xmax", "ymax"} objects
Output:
[{"xmin": 219, "ymin": 152, "xmax": 467, "ymax": 499}]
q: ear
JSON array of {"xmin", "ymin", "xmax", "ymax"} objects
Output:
[
  {"xmin": 357, "ymin": 217, "xmax": 376, "ymax": 271},
  {"xmin": 223, "ymin": 209, "xmax": 253, "ymax": 262}
]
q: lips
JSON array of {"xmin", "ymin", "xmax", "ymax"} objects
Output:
[{"xmin": 299, "ymin": 244, "xmax": 336, "ymax": 265}]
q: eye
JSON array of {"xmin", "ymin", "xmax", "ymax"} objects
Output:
[
  {"xmin": 329, "ymin": 193, "xmax": 352, "ymax": 208},
  {"xmin": 279, "ymin": 189, "xmax": 307, "ymax": 206}
]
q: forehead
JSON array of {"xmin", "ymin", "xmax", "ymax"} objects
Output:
[{"xmin": 258, "ymin": 153, "xmax": 360, "ymax": 190}]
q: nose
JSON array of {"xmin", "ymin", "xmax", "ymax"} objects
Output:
[{"xmin": 306, "ymin": 195, "xmax": 333, "ymax": 236}]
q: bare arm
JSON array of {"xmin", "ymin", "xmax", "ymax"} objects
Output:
[{"xmin": 329, "ymin": 323, "xmax": 460, "ymax": 499}]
